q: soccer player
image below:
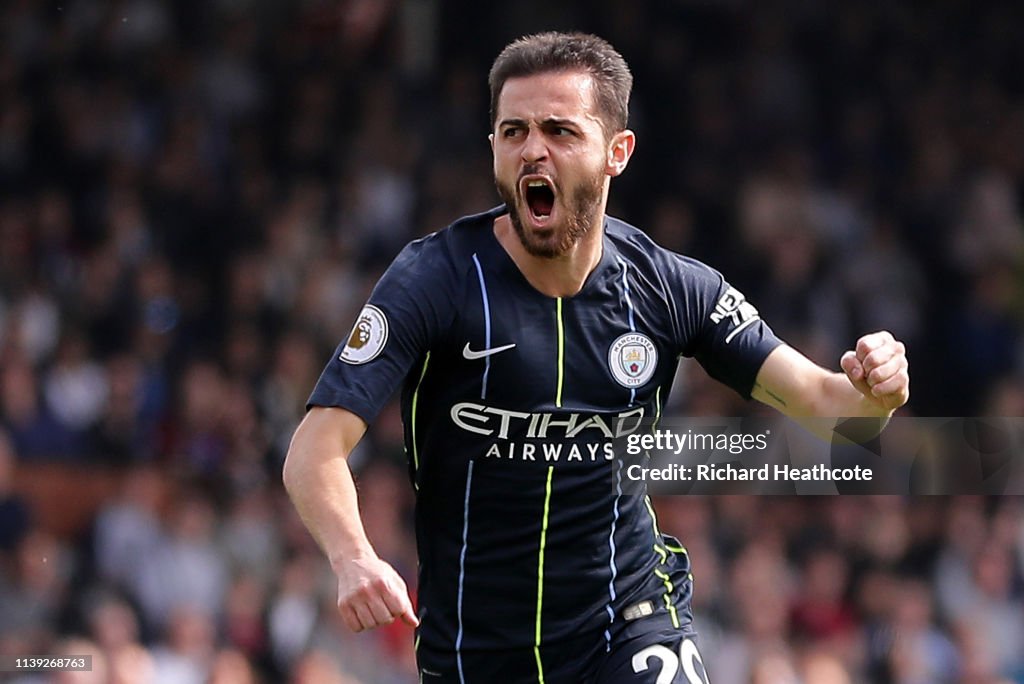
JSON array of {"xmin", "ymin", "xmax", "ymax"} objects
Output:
[{"xmin": 283, "ymin": 32, "xmax": 909, "ymax": 684}]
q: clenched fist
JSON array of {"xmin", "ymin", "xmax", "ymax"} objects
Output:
[
  {"xmin": 334, "ymin": 555, "xmax": 419, "ymax": 632},
  {"xmin": 840, "ymin": 330, "xmax": 910, "ymax": 413}
]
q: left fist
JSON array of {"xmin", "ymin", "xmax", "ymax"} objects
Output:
[{"xmin": 840, "ymin": 331, "xmax": 910, "ymax": 413}]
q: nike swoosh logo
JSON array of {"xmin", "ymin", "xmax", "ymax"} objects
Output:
[{"xmin": 462, "ymin": 342, "xmax": 517, "ymax": 360}]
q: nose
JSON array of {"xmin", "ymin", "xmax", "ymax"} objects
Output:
[{"xmin": 520, "ymin": 127, "xmax": 548, "ymax": 163}]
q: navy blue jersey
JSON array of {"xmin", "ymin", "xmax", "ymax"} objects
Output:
[{"xmin": 309, "ymin": 205, "xmax": 782, "ymax": 660}]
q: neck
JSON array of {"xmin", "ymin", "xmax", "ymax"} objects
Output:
[{"xmin": 494, "ymin": 214, "xmax": 605, "ymax": 298}]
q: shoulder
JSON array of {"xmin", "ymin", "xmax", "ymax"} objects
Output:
[
  {"xmin": 389, "ymin": 205, "xmax": 504, "ymax": 281},
  {"xmin": 604, "ymin": 215, "xmax": 724, "ymax": 295}
]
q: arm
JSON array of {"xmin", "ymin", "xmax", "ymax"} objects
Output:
[
  {"xmin": 752, "ymin": 330, "xmax": 909, "ymax": 433},
  {"xmin": 283, "ymin": 406, "xmax": 418, "ymax": 632}
]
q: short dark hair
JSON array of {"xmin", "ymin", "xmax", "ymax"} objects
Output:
[{"xmin": 488, "ymin": 32, "xmax": 633, "ymax": 134}]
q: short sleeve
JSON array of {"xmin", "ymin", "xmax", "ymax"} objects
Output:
[
  {"xmin": 677, "ymin": 263, "xmax": 784, "ymax": 399},
  {"xmin": 307, "ymin": 233, "xmax": 457, "ymax": 422}
]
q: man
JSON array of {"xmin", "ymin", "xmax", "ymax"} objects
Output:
[{"xmin": 283, "ymin": 32, "xmax": 909, "ymax": 684}]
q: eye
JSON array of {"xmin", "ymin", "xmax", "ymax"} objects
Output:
[
  {"xmin": 502, "ymin": 127, "xmax": 523, "ymax": 138},
  {"xmin": 553, "ymin": 127, "xmax": 573, "ymax": 136}
]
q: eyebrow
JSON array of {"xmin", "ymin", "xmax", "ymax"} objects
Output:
[{"xmin": 497, "ymin": 117, "xmax": 581, "ymax": 128}]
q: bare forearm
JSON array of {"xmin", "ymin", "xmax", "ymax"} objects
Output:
[
  {"xmin": 816, "ymin": 371, "xmax": 893, "ymax": 419},
  {"xmin": 755, "ymin": 345, "xmax": 899, "ymax": 418},
  {"xmin": 755, "ymin": 369, "xmax": 889, "ymax": 443},
  {"xmin": 283, "ymin": 406, "xmax": 418, "ymax": 631},
  {"xmin": 282, "ymin": 409, "xmax": 374, "ymax": 567},
  {"xmin": 753, "ymin": 337, "xmax": 909, "ymax": 443}
]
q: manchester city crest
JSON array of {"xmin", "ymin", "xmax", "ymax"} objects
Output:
[{"xmin": 608, "ymin": 333, "xmax": 658, "ymax": 387}]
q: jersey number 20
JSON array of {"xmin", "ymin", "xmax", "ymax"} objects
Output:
[{"xmin": 631, "ymin": 638, "xmax": 709, "ymax": 684}]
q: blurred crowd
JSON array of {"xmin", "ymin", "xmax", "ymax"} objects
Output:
[{"xmin": 1, "ymin": 0, "xmax": 1024, "ymax": 682}]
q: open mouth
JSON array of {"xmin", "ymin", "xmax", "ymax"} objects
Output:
[{"xmin": 523, "ymin": 178, "xmax": 555, "ymax": 220}]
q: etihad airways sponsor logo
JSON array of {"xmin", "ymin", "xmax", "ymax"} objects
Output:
[
  {"xmin": 483, "ymin": 440, "xmax": 615, "ymax": 462},
  {"xmin": 450, "ymin": 402, "xmax": 646, "ymax": 439}
]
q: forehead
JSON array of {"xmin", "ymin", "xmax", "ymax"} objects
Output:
[{"xmin": 495, "ymin": 70, "xmax": 599, "ymax": 125}]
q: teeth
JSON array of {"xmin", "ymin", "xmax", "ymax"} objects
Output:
[{"xmin": 527, "ymin": 180, "xmax": 548, "ymax": 187}]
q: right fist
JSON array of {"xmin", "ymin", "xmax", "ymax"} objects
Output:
[{"xmin": 335, "ymin": 555, "xmax": 419, "ymax": 632}]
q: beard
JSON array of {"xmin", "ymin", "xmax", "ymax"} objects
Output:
[{"xmin": 495, "ymin": 165, "xmax": 604, "ymax": 258}]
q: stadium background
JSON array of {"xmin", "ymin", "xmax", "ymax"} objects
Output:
[{"xmin": 1, "ymin": 1, "xmax": 1023, "ymax": 682}]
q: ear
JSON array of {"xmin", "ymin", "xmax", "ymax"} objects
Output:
[
  {"xmin": 488, "ymin": 132, "xmax": 495, "ymax": 153},
  {"xmin": 606, "ymin": 129, "xmax": 636, "ymax": 177}
]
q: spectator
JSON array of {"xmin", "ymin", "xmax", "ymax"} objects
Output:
[{"xmin": 133, "ymin": 491, "xmax": 229, "ymax": 633}]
